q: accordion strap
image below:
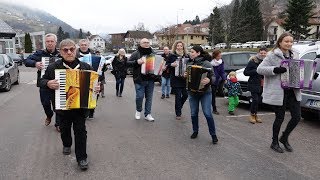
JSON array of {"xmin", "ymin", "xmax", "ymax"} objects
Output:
[{"xmin": 63, "ymin": 62, "xmax": 80, "ymax": 70}]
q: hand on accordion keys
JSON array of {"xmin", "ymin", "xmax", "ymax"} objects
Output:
[
  {"xmin": 171, "ymin": 62, "xmax": 178, "ymax": 67},
  {"xmin": 273, "ymin": 67, "xmax": 287, "ymax": 74},
  {"xmin": 35, "ymin": 62, "xmax": 44, "ymax": 70},
  {"xmin": 137, "ymin": 57, "xmax": 145, "ymax": 65}
]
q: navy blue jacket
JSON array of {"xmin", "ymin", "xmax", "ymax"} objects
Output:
[
  {"xmin": 243, "ymin": 57, "xmax": 263, "ymax": 93},
  {"xmin": 25, "ymin": 49, "xmax": 60, "ymax": 87}
]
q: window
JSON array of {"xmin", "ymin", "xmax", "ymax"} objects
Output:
[
  {"xmin": 301, "ymin": 52, "xmax": 317, "ymax": 60},
  {"xmin": 202, "ymin": 36, "xmax": 204, "ymax": 40},
  {"xmin": 182, "ymin": 36, "xmax": 184, "ymax": 40},
  {"xmin": 162, "ymin": 37, "xmax": 164, "ymax": 40},
  {"xmin": 230, "ymin": 53, "xmax": 250, "ymax": 66},
  {"xmin": 222, "ymin": 54, "xmax": 230, "ymax": 65},
  {"xmin": 191, "ymin": 36, "xmax": 193, "ymax": 40}
]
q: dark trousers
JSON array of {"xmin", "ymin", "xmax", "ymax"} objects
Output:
[
  {"xmin": 39, "ymin": 88, "xmax": 60, "ymax": 126},
  {"xmin": 272, "ymin": 90, "xmax": 301, "ymax": 142},
  {"xmin": 250, "ymin": 92, "xmax": 261, "ymax": 114},
  {"xmin": 174, "ymin": 87, "xmax": 188, "ymax": 116},
  {"xmin": 211, "ymin": 85, "xmax": 217, "ymax": 111},
  {"xmin": 60, "ymin": 110, "xmax": 87, "ymax": 161},
  {"xmin": 116, "ymin": 78, "xmax": 125, "ymax": 94}
]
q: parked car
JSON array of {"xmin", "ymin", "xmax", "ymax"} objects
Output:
[
  {"xmin": 241, "ymin": 41, "xmax": 255, "ymax": 48},
  {"xmin": 214, "ymin": 51, "xmax": 256, "ymax": 96},
  {"xmin": 7, "ymin": 53, "xmax": 23, "ymax": 66},
  {"xmin": 252, "ymin": 41, "xmax": 266, "ymax": 48},
  {"xmin": 231, "ymin": 43, "xmax": 242, "ymax": 49},
  {"xmin": 236, "ymin": 43, "xmax": 320, "ymax": 105},
  {"xmin": 215, "ymin": 43, "xmax": 227, "ymax": 49},
  {"xmin": 0, "ymin": 54, "xmax": 19, "ymax": 91}
]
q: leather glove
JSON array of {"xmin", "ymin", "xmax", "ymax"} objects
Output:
[
  {"xmin": 314, "ymin": 72, "xmax": 319, "ymax": 80},
  {"xmin": 273, "ymin": 67, "xmax": 287, "ymax": 74}
]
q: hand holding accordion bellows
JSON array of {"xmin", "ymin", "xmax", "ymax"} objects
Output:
[
  {"xmin": 36, "ymin": 62, "xmax": 44, "ymax": 70},
  {"xmin": 171, "ymin": 62, "xmax": 178, "ymax": 67},
  {"xmin": 201, "ymin": 77, "xmax": 210, "ymax": 85},
  {"xmin": 273, "ymin": 67, "xmax": 287, "ymax": 74},
  {"xmin": 137, "ymin": 58, "xmax": 145, "ymax": 65}
]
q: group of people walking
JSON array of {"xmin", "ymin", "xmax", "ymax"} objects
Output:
[{"xmin": 25, "ymin": 31, "xmax": 317, "ymax": 170}]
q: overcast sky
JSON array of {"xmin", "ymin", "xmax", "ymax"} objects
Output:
[{"xmin": 6, "ymin": 0, "xmax": 232, "ymax": 34}]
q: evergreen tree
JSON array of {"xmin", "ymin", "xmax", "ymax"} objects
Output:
[
  {"xmin": 79, "ymin": 28, "xmax": 84, "ymax": 39},
  {"xmin": 86, "ymin": 31, "xmax": 92, "ymax": 37},
  {"xmin": 237, "ymin": 0, "xmax": 250, "ymax": 42},
  {"xmin": 64, "ymin": 32, "xmax": 70, "ymax": 39},
  {"xmin": 283, "ymin": 0, "xmax": 315, "ymax": 40},
  {"xmin": 57, "ymin": 26, "xmax": 65, "ymax": 43},
  {"xmin": 229, "ymin": 0, "xmax": 240, "ymax": 42},
  {"xmin": 207, "ymin": 13, "xmax": 214, "ymax": 46},
  {"xmin": 211, "ymin": 7, "xmax": 224, "ymax": 44},
  {"xmin": 24, "ymin": 33, "xmax": 33, "ymax": 53},
  {"xmin": 194, "ymin": 15, "xmax": 201, "ymax": 25},
  {"xmin": 246, "ymin": 0, "xmax": 264, "ymax": 41}
]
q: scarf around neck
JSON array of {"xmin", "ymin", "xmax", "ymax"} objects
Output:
[{"xmin": 211, "ymin": 59, "xmax": 223, "ymax": 66}]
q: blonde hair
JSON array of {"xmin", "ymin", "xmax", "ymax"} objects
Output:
[
  {"xmin": 117, "ymin": 48, "xmax": 126, "ymax": 56},
  {"xmin": 228, "ymin": 71, "xmax": 236, "ymax": 78},
  {"xmin": 171, "ymin": 40, "xmax": 187, "ymax": 55}
]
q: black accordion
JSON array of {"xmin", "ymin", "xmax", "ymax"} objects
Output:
[{"xmin": 186, "ymin": 65, "xmax": 212, "ymax": 93}]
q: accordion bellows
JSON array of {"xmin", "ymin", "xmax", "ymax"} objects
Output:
[
  {"xmin": 280, "ymin": 59, "xmax": 317, "ymax": 89},
  {"xmin": 55, "ymin": 69, "xmax": 99, "ymax": 110},
  {"xmin": 186, "ymin": 65, "xmax": 211, "ymax": 93}
]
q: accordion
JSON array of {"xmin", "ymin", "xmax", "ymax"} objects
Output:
[
  {"xmin": 55, "ymin": 69, "xmax": 99, "ymax": 110},
  {"xmin": 186, "ymin": 65, "xmax": 212, "ymax": 93},
  {"xmin": 141, "ymin": 54, "xmax": 156, "ymax": 75},
  {"xmin": 155, "ymin": 59, "xmax": 166, "ymax": 76},
  {"xmin": 41, "ymin": 57, "xmax": 60, "ymax": 77},
  {"xmin": 280, "ymin": 59, "xmax": 317, "ymax": 89},
  {"xmin": 79, "ymin": 54, "xmax": 106, "ymax": 75},
  {"xmin": 175, "ymin": 57, "xmax": 189, "ymax": 77}
]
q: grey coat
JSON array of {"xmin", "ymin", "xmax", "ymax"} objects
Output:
[{"xmin": 257, "ymin": 48, "xmax": 301, "ymax": 106}]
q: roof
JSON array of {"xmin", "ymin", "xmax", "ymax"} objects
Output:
[
  {"xmin": 124, "ymin": 31, "xmax": 153, "ymax": 39},
  {"xmin": 0, "ymin": 19, "xmax": 16, "ymax": 37},
  {"xmin": 88, "ymin": 35, "xmax": 103, "ymax": 41}
]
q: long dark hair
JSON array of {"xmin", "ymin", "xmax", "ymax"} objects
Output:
[
  {"xmin": 273, "ymin": 32, "xmax": 294, "ymax": 51},
  {"xmin": 191, "ymin": 45, "xmax": 212, "ymax": 61}
]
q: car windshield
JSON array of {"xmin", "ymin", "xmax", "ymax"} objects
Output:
[{"xmin": 8, "ymin": 54, "xmax": 19, "ymax": 58}]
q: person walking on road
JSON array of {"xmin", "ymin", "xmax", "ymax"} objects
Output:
[
  {"xmin": 127, "ymin": 38, "xmax": 156, "ymax": 122},
  {"xmin": 39, "ymin": 39, "xmax": 100, "ymax": 170},
  {"xmin": 210, "ymin": 50, "xmax": 226, "ymax": 115},
  {"xmin": 160, "ymin": 46, "xmax": 171, "ymax": 99},
  {"xmin": 166, "ymin": 41, "xmax": 189, "ymax": 120},
  {"xmin": 257, "ymin": 32, "xmax": 301, "ymax": 153},
  {"xmin": 186, "ymin": 45, "xmax": 218, "ymax": 144},
  {"xmin": 112, "ymin": 48, "xmax": 128, "ymax": 97},
  {"xmin": 244, "ymin": 47, "xmax": 267, "ymax": 124}
]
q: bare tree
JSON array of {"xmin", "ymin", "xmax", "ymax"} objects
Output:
[{"xmin": 156, "ymin": 25, "xmax": 178, "ymax": 48}]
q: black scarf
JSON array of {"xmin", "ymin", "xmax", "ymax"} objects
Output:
[{"xmin": 138, "ymin": 46, "xmax": 152, "ymax": 55}]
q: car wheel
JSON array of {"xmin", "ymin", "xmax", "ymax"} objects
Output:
[
  {"xmin": 4, "ymin": 75, "xmax": 11, "ymax": 92},
  {"xmin": 301, "ymin": 110, "xmax": 315, "ymax": 121}
]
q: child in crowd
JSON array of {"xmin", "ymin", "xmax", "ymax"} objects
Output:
[{"xmin": 225, "ymin": 71, "xmax": 242, "ymax": 115}]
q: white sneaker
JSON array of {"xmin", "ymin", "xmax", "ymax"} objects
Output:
[
  {"xmin": 135, "ymin": 111, "xmax": 141, "ymax": 120},
  {"xmin": 145, "ymin": 114, "xmax": 155, "ymax": 122}
]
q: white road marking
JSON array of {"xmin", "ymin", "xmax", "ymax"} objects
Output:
[{"xmin": 226, "ymin": 113, "xmax": 275, "ymax": 118}]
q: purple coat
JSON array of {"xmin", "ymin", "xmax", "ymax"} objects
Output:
[{"xmin": 212, "ymin": 61, "xmax": 226, "ymax": 86}]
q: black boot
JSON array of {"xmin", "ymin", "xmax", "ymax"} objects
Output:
[
  {"xmin": 212, "ymin": 135, "xmax": 218, "ymax": 144},
  {"xmin": 279, "ymin": 133, "xmax": 293, "ymax": 152},
  {"xmin": 116, "ymin": 91, "xmax": 119, "ymax": 97},
  {"xmin": 270, "ymin": 140, "xmax": 284, "ymax": 153},
  {"xmin": 190, "ymin": 132, "xmax": 198, "ymax": 139}
]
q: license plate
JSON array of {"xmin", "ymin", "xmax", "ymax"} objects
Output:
[{"xmin": 309, "ymin": 100, "xmax": 320, "ymax": 108}]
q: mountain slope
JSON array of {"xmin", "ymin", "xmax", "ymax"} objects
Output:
[{"xmin": 0, "ymin": 2, "xmax": 79, "ymax": 37}]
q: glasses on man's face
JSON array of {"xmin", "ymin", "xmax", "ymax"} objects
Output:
[
  {"xmin": 142, "ymin": 42, "xmax": 150, "ymax": 44},
  {"xmin": 62, "ymin": 47, "xmax": 75, "ymax": 53}
]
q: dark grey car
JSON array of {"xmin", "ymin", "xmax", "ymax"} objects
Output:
[{"xmin": 0, "ymin": 54, "xmax": 19, "ymax": 91}]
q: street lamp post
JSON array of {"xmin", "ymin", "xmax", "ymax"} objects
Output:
[{"xmin": 176, "ymin": 9, "xmax": 184, "ymax": 40}]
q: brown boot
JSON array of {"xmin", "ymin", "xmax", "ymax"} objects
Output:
[
  {"xmin": 249, "ymin": 114, "xmax": 256, "ymax": 124},
  {"xmin": 255, "ymin": 114, "xmax": 262, "ymax": 123}
]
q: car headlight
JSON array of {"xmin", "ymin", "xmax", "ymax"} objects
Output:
[{"xmin": 0, "ymin": 70, "xmax": 4, "ymax": 77}]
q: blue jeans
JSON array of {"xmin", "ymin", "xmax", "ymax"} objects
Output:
[
  {"xmin": 161, "ymin": 77, "xmax": 170, "ymax": 95},
  {"xmin": 39, "ymin": 88, "xmax": 60, "ymax": 126},
  {"xmin": 116, "ymin": 77, "xmax": 125, "ymax": 94},
  {"xmin": 175, "ymin": 87, "xmax": 188, "ymax": 116},
  {"xmin": 188, "ymin": 91, "xmax": 216, "ymax": 136},
  {"xmin": 134, "ymin": 80, "xmax": 154, "ymax": 117}
]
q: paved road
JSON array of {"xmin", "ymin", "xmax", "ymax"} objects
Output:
[{"xmin": 0, "ymin": 66, "xmax": 320, "ymax": 180}]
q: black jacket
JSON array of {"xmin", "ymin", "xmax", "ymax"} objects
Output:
[
  {"xmin": 112, "ymin": 55, "xmax": 127, "ymax": 79},
  {"xmin": 166, "ymin": 53, "xmax": 189, "ymax": 88},
  {"xmin": 39, "ymin": 58, "xmax": 93, "ymax": 114},
  {"xmin": 161, "ymin": 53, "xmax": 171, "ymax": 78},
  {"xmin": 25, "ymin": 48, "xmax": 60, "ymax": 87},
  {"xmin": 127, "ymin": 46, "xmax": 155, "ymax": 84},
  {"xmin": 243, "ymin": 57, "xmax": 263, "ymax": 93}
]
